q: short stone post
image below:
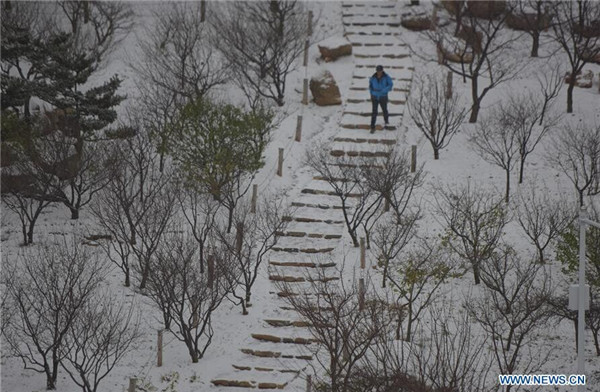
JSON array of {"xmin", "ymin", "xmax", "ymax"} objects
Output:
[
  {"xmin": 308, "ymin": 10, "xmax": 313, "ymax": 36},
  {"xmin": 207, "ymin": 254, "xmax": 215, "ymax": 290},
  {"xmin": 277, "ymin": 148, "xmax": 284, "ymax": 177},
  {"xmin": 430, "ymin": 7, "xmax": 437, "ymax": 31},
  {"xmin": 384, "ymin": 198, "xmax": 390, "ymax": 212},
  {"xmin": 157, "ymin": 329, "xmax": 163, "ymax": 367},
  {"xmin": 446, "ymin": 71, "xmax": 453, "ymax": 99},
  {"xmin": 295, "ymin": 115, "xmax": 303, "ymax": 142},
  {"xmin": 359, "ymin": 278, "xmax": 365, "ymax": 311},
  {"xmin": 411, "ymin": 145, "xmax": 417, "ymax": 173},
  {"xmin": 436, "ymin": 45, "xmax": 443, "ymax": 65},
  {"xmin": 128, "ymin": 378, "xmax": 137, "ymax": 392},
  {"xmin": 251, "ymin": 184, "xmax": 257, "ymax": 213},
  {"xmin": 306, "ymin": 375, "xmax": 312, "ymax": 392},
  {"xmin": 303, "ymin": 40, "xmax": 309, "ymax": 67},
  {"xmin": 235, "ymin": 222, "xmax": 244, "ymax": 255},
  {"xmin": 302, "ymin": 78, "xmax": 309, "ymax": 105},
  {"xmin": 360, "ymin": 237, "xmax": 366, "ymax": 269}
]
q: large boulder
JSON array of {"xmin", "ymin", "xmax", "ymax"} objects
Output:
[
  {"xmin": 309, "ymin": 70, "xmax": 342, "ymax": 106},
  {"xmin": 467, "ymin": 1, "xmax": 506, "ymax": 19},
  {"xmin": 401, "ymin": 16, "xmax": 436, "ymax": 31},
  {"xmin": 318, "ymin": 37, "xmax": 352, "ymax": 62},
  {"xmin": 506, "ymin": 12, "xmax": 551, "ymax": 31}
]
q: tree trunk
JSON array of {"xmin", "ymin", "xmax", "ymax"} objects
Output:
[
  {"xmin": 349, "ymin": 230, "xmax": 359, "ymax": 248},
  {"xmin": 434, "ymin": 147, "xmax": 440, "ymax": 160},
  {"xmin": 531, "ymin": 32, "xmax": 540, "ymax": 57},
  {"xmin": 124, "ymin": 269, "xmax": 130, "ymax": 287},
  {"xmin": 505, "ymin": 169, "xmax": 511, "ymax": 203},
  {"xmin": 537, "ymin": 246, "xmax": 545, "ymax": 264},
  {"xmin": 579, "ymin": 189, "xmax": 584, "ymax": 207},
  {"xmin": 519, "ymin": 158, "xmax": 525, "ymax": 184},
  {"xmin": 27, "ymin": 222, "xmax": 35, "ymax": 245},
  {"xmin": 227, "ymin": 207, "xmax": 234, "ymax": 233},
  {"xmin": 473, "ymin": 262, "xmax": 481, "ymax": 285},
  {"xmin": 69, "ymin": 207, "xmax": 79, "ymax": 220},
  {"xmin": 469, "ymin": 77, "xmax": 480, "ymax": 123},
  {"xmin": 567, "ymin": 77, "xmax": 575, "ymax": 113}
]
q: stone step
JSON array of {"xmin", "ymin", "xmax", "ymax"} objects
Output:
[
  {"xmin": 264, "ymin": 319, "xmax": 311, "ymax": 328},
  {"xmin": 270, "ymin": 246, "xmax": 335, "ymax": 254},
  {"xmin": 333, "ymin": 137, "xmax": 397, "ymax": 145},
  {"xmin": 274, "ymin": 231, "xmax": 342, "ymax": 240},
  {"xmin": 346, "ymin": 98, "xmax": 406, "ymax": 105},
  {"xmin": 269, "ymin": 274, "xmax": 339, "ymax": 283},
  {"xmin": 270, "ymin": 260, "xmax": 337, "ymax": 268},
  {"xmin": 281, "ymin": 215, "xmax": 344, "ymax": 225},
  {"xmin": 240, "ymin": 348, "xmax": 313, "ymax": 361},
  {"xmin": 211, "ymin": 379, "xmax": 286, "ymax": 390},
  {"xmin": 339, "ymin": 122, "xmax": 399, "ymax": 131},
  {"xmin": 330, "ymin": 149, "xmax": 391, "ymax": 158},
  {"xmin": 341, "ymin": 111, "xmax": 403, "ymax": 117},
  {"xmin": 346, "ymin": 34, "xmax": 403, "ymax": 45},
  {"xmin": 251, "ymin": 333, "xmax": 318, "ymax": 345},
  {"xmin": 290, "ymin": 201, "xmax": 349, "ymax": 210},
  {"xmin": 342, "ymin": 2, "xmax": 396, "ymax": 8},
  {"xmin": 232, "ymin": 364, "xmax": 300, "ymax": 375},
  {"xmin": 300, "ymin": 188, "xmax": 362, "ymax": 198}
]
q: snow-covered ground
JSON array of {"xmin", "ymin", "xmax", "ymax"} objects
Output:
[{"xmin": 2, "ymin": 1, "xmax": 600, "ymax": 391}]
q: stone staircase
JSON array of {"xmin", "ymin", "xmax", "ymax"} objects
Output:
[{"xmin": 210, "ymin": 1, "xmax": 412, "ymax": 390}]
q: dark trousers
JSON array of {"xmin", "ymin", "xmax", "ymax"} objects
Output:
[{"xmin": 370, "ymin": 95, "xmax": 389, "ymax": 128}]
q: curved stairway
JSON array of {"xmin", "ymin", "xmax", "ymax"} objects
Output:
[{"xmin": 210, "ymin": 2, "xmax": 413, "ymax": 390}]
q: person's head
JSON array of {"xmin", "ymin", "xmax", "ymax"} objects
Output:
[{"xmin": 376, "ymin": 65, "xmax": 384, "ymax": 76}]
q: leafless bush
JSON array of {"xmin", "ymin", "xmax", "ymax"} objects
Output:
[
  {"xmin": 215, "ymin": 197, "xmax": 290, "ymax": 315},
  {"xmin": 428, "ymin": 5, "xmax": 523, "ymax": 122},
  {"xmin": 2, "ymin": 239, "xmax": 107, "ymax": 390},
  {"xmin": 434, "ymin": 182, "xmax": 509, "ymax": 284},
  {"xmin": 547, "ymin": 121, "xmax": 600, "ymax": 207},
  {"xmin": 372, "ymin": 211, "xmax": 419, "ymax": 289},
  {"xmin": 90, "ymin": 131, "xmax": 177, "ymax": 289},
  {"xmin": 134, "ymin": 2, "xmax": 226, "ymax": 168},
  {"xmin": 385, "ymin": 238, "xmax": 453, "ymax": 341},
  {"xmin": 306, "ymin": 147, "xmax": 384, "ymax": 248},
  {"xmin": 410, "ymin": 304, "xmax": 495, "ymax": 392},
  {"xmin": 468, "ymin": 110, "xmax": 520, "ymax": 203},
  {"xmin": 467, "ymin": 246, "xmax": 554, "ymax": 384},
  {"xmin": 60, "ymin": 293, "xmax": 141, "ymax": 392},
  {"xmin": 407, "ymin": 74, "xmax": 467, "ymax": 160},
  {"xmin": 146, "ymin": 233, "xmax": 235, "ymax": 363},
  {"xmin": 276, "ymin": 265, "xmax": 393, "ymax": 392},
  {"xmin": 211, "ymin": 1, "xmax": 309, "ymax": 107},
  {"xmin": 515, "ymin": 185, "xmax": 576, "ymax": 263},
  {"xmin": 550, "ymin": 0, "xmax": 600, "ymax": 113}
]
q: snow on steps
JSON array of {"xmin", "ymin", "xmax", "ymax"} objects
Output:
[{"xmin": 212, "ymin": 2, "xmax": 412, "ymax": 389}]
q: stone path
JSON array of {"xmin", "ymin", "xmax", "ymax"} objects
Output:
[{"xmin": 210, "ymin": 2, "xmax": 412, "ymax": 390}]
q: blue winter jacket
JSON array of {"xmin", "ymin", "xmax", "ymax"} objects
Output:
[{"xmin": 369, "ymin": 72, "xmax": 393, "ymax": 98}]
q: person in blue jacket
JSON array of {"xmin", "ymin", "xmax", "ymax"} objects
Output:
[{"xmin": 369, "ymin": 65, "xmax": 393, "ymax": 132}]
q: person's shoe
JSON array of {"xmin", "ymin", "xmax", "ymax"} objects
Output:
[{"xmin": 370, "ymin": 126, "xmax": 376, "ymax": 134}]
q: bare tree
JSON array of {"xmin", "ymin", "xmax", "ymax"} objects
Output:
[
  {"xmin": 547, "ymin": 121, "xmax": 600, "ymax": 207},
  {"xmin": 216, "ymin": 197, "xmax": 289, "ymax": 315},
  {"xmin": 2, "ymin": 239, "xmax": 107, "ymax": 390},
  {"xmin": 502, "ymin": 70, "xmax": 562, "ymax": 184},
  {"xmin": 276, "ymin": 266, "xmax": 393, "ymax": 392},
  {"xmin": 407, "ymin": 74, "xmax": 467, "ymax": 160},
  {"xmin": 467, "ymin": 246, "xmax": 553, "ymax": 389},
  {"xmin": 550, "ymin": 0, "xmax": 600, "ymax": 113},
  {"xmin": 429, "ymin": 5, "xmax": 523, "ymax": 122},
  {"xmin": 506, "ymin": 0, "xmax": 552, "ymax": 57},
  {"xmin": 212, "ymin": 1, "xmax": 309, "ymax": 106},
  {"xmin": 410, "ymin": 304, "xmax": 495, "ymax": 392},
  {"xmin": 60, "ymin": 293, "xmax": 141, "ymax": 392},
  {"xmin": 468, "ymin": 109, "xmax": 520, "ymax": 203},
  {"xmin": 147, "ymin": 233, "xmax": 234, "ymax": 363},
  {"xmin": 90, "ymin": 130, "xmax": 176, "ymax": 289},
  {"xmin": 515, "ymin": 185, "xmax": 576, "ymax": 263},
  {"xmin": 372, "ymin": 211, "xmax": 419, "ymax": 289},
  {"xmin": 1, "ymin": 182, "xmax": 53, "ymax": 245},
  {"xmin": 134, "ymin": 2, "xmax": 226, "ymax": 169},
  {"xmin": 306, "ymin": 147, "xmax": 384, "ymax": 248},
  {"xmin": 434, "ymin": 182, "xmax": 509, "ymax": 285},
  {"xmin": 386, "ymin": 238, "xmax": 453, "ymax": 341},
  {"xmin": 176, "ymin": 180, "xmax": 222, "ymax": 274}
]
